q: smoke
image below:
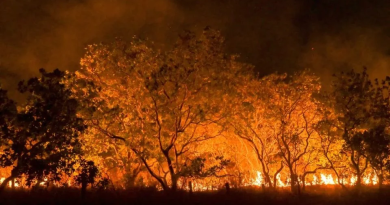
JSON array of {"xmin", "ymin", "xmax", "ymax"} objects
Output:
[
  {"xmin": 0, "ymin": 0, "xmax": 389, "ymax": 100},
  {"xmin": 301, "ymin": 29, "xmax": 390, "ymax": 87},
  {"xmin": 0, "ymin": 0, "xmax": 183, "ymax": 100},
  {"xmin": 298, "ymin": 0, "xmax": 390, "ymax": 86}
]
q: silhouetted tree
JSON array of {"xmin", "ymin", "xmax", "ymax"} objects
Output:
[
  {"xmin": 363, "ymin": 74, "xmax": 390, "ymax": 188},
  {"xmin": 0, "ymin": 86, "xmax": 17, "ymax": 150},
  {"xmin": 330, "ymin": 68, "xmax": 390, "ymax": 188},
  {"xmin": 0, "ymin": 69, "xmax": 85, "ymax": 192},
  {"xmin": 74, "ymin": 159, "xmax": 98, "ymax": 198},
  {"xmin": 0, "ymin": 86, "xmax": 18, "ymax": 188}
]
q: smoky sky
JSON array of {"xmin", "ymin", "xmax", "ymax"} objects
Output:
[{"xmin": 1, "ymin": 0, "xmax": 390, "ymax": 100}]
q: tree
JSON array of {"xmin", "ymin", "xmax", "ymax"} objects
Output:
[
  {"xmin": 70, "ymin": 29, "xmax": 248, "ymax": 192},
  {"xmin": 266, "ymin": 71, "xmax": 323, "ymax": 193},
  {"xmin": 362, "ymin": 126, "xmax": 390, "ymax": 188},
  {"xmin": 0, "ymin": 69, "xmax": 85, "ymax": 192},
  {"xmin": 0, "ymin": 85, "xmax": 17, "ymax": 152},
  {"xmin": 0, "ymin": 86, "xmax": 17, "ymax": 188},
  {"xmin": 315, "ymin": 101, "xmax": 349, "ymax": 189},
  {"xmin": 362, "ymin": 73, "xmax": 390, "ymax": 188},
  {"xmin": 74, "ymin": 159, "xmax": 99, "ymax": 198},
  {"xmin": 331, "ymin": 69, "xmax": 375, "ymax": 188},
  {"xmin": 0, "ymin": 86, "xmax": 16, "ymax": 140},
  {"xmin": 76, "ymin": 124, "xmax": 144, "ymax": 189},
  {"xmin": 231, "ymin": 74, "xmax": 284, "ymax": 189}
]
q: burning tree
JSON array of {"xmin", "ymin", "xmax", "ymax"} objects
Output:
[
  {"xmin": 315, "ymin": 102, "xmax": 349, "ymax": 188},
  {"xmin": 231, "ymin": 74, "xmax": 284, "ymax": 188},
  {"xmin": 230, "ymin": 71, "xmax": 329, "ymax": 192},
  {"xmin": 265, "ymin": 71, "xmax": 323, "ymax": 193},
  {"xmin": 70, "ymin": 29, "xmax": 248, "ymax": 192}
]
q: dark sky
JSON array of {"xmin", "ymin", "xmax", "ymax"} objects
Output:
[{"xmin": 1, "ymin": 0, "xmax": 390, "ymax": 99}]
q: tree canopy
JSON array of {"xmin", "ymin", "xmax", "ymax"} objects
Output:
[
  {"xmin": 0, "ymin": 69, "xmax": 85, "ymax": 191},
  {"xmin": 0, "ymin": 30, "xmax": 389, "ymax": 194}
]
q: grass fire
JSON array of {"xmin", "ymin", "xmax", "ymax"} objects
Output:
[{"xmin": 1, "ymin": 1, "xmax": 390, "ymax": 204}]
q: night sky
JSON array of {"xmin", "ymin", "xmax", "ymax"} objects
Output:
[{"xmin": 1, "ymin": 0, "xmax": 390, "ymax": 99}]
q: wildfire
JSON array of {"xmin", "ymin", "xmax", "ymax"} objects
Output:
[
  {"xmin": 320, "ymin": 174, "xmax": 336, "ymax": 185},
  {"xmin": 177, "ymin": 180, "xmax": 217, "ymax": 192},
  {"xmin": 244, "ymin": 172, "xmax": 380, "ymax": 188},
  {"xmin": 0, "ymin": 171, "xmax": 381, "ymax": 190},
  {"xmin": 276, "ymin": 173, "xmax": 286, "ymax": 187},
  {"xmin": 0, "ymin": 177, "xmax": 20, "ymax": 188},
  {"xmin": 350, "ymin": 176, "xmax": 357, "ymax": 185},
  {"xmin": 251, "ymin": 171, "xmax": 263, "ymax": 186}
]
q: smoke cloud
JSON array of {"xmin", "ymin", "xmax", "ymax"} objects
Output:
[{"xmin": 0, "ymin": 0, "xmax": 389, "ymax": 100}]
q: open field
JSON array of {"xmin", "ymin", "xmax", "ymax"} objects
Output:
[{"xmin": 1, "ymin": 186, "xmax": 390, "ymax": 205}]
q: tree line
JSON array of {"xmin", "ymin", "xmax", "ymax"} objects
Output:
[{"xmin": 1, "ymin": 29, "xmax": 389, "ymax": 194}]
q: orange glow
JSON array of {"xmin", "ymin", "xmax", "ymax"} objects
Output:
[
  {"xmin": 320, "ymin": 174, "xmax": 336, "ymax": 185},
  {"xmin": 238, "ymin": 171, "xmax": 381, "ymax": 188}
]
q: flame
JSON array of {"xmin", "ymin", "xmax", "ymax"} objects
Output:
[
  {"xmin": 177, "ymin": 180, "xmax": 217, "ymax": 192},
  {"xmin": 243, "ymin": 171, "xmax": 380, "ymax": 188},
  {"xmin": 362, "ymin": 173, "xmax": 378, "ymax": 185},
  {"xmin": 313, "ymin": 175, "xmax": 319, "ymax": 185},
  {"xmin": 38, "ymin": 177, "xmax": 48, "ymax": 186},
  {"xmin": 350, "ymin": 176, "xmax": 357, "ymax": 185},
  {"xmin": 364, "ymin": 174, "xmax": 370, "ymax": 185},
  {"xmin": 320, "ymin": 174, "xmax": 336, "ymax": 185},
  {"xmin": 276, "ymin": 173, "xmax": 287, "ymax": 187},
  {"xmin": 0, "ymin": 177, "xmax": 20, "ymax": 188},
  {"xmin": 252, "ymin": 171, "xmax": 263, "ymax": 186},
  {"xmin": 0, "ymin": 171, "xmax": 383, "ymax": 190},
  {"xmin": 372, "ymin": 174, "xmax": 378, "ymax": 185}
]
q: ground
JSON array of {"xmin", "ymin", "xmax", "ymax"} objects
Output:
[{"xmin": 0, "ymin": 186, "xmax": 389, "ymax": 205}]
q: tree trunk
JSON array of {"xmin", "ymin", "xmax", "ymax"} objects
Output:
[
  {"xmin": 225, "ymin": 182, "xmax": 230, "ymax": 195},
  {"xmin": 378, "ymin": 174, "xmax": 384, "ymax": 190},
  {"xmin": 288, "ymin": 166, "xmax": 298, "ymax": 193},
  {"xmin": 81, "ymin": 181, "xmax": 87, "ymax": 199},
  {"xmin": 263, "ymin": 171, "xmax": 272, "ymax": 188},
  {"xmin": 188, "ymin": 181, "xmax": 193, "ymax": 194},
  {"xmin": 163, "ymin": 149, "xmax": 178, "ymax": 192},
  {"xmin": 171, "ymin": 176, "xmax": 178, "ymax": 192},
  {"xmin": 258, "ymin": 160, "xmax": 272, "ymax": 188},
  {"xmin": 273, "ymin": 163, "xmax": 284, "ymax": 189},
  {"xmin": 355, "ymin": 170, "xmax": 362, "ymax": 188},
  {"xmin": 136, "ymin": 152, "xmax": 169, "ymax": 192},
  {"xmin": 0, "ymin": 175, "xmax": 14, "ymax": 193},
  {"xmin": 290, "ymin": 175, "xmax": 297, "ymax": 193},
  {"xmin": 301, "ymin": 175, "xmax": 306, "ymax": 191},
  {"xmin": 296, "ymin": 176, "xmax": 301, "ymax": 196}
]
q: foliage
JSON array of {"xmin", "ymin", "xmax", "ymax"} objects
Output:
[
  {"xmin": 1, "ymin": 30, "xmax": 390, "ymax": 194},
  {"xmin": 0, "ymin": 69, "xmax": 85, "ymax": 191},
  {"xmin": 74, "ymin": 159, "xmax": 99, "ymax": 186},
  {"xmin": 329, "ymin": 68, "xmax": 390, "ymax": 188},
  {"xmin": 68, "ymin": 29, "xmax": 249, "ymax": 191}
]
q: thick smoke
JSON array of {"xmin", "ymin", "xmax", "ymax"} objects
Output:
[{"xmin": 0, "ymin": 0, "xmax": 389, "ymax": 100}]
